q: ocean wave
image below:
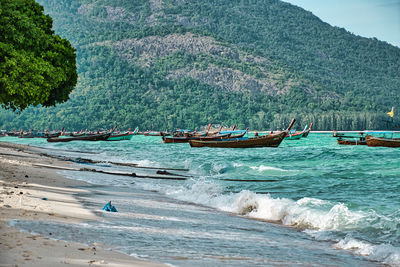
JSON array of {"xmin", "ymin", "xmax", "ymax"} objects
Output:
[
  {"xmin": 161, "ymin": 179, "xmax": 400, "ymax": 265},
  {"xmin": 165, "ymin": 180, "xmax": 367, "ymax": 231},
  {"xmin": 334, "ymin": 237, "xmax": 400, "ymax": 266}
]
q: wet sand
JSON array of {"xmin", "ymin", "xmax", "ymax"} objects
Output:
[{"xmin": 0, "ymin": 141, "xmax": 167, "ymax": 267}]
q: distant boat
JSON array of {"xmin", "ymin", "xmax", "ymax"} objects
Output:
[
  {"xmin": 162, "ymin": 126, "xmax": 246, "ymax": 143},
  {"xmin": 285, "ymin": 123, "xmax": 312, "ymax": 140},
  {"xmin": 47, "ymin": 132, "xmax": 111, "ymax": 142},
  {"xmin": 107, "ymin": 127, "xmax": 138, "ymax": 141},
  {"xmin": 47, "ymin": 126, "xmax": 117, "ymax": 142},
  {"xmin": 365, "ymin": 135, "xmax": 400, "ymax": 148},
  {"xmin": 333, "ymin": 131, "xmax": 398, "ymax": 146},
  {"xmin": 19, "ymin": 131, "xmax": 61, "ymax": 138},
  {"xmin": 144, "ymin": 131, "xmax": 167, "ymax": 136},
  {"xmin": 337, "ymin": 138, "xmax": 367, "ymax": 146},
  {"xmin": 107, "ymin": 132, "xmax": 135, "ymax": 141},
  {"xmin": 189, "ymin": 119, "xmax": 295, "ymax": 148}
]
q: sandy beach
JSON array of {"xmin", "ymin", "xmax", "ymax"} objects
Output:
[{"xmin": 0, "ymin": 141, "xmax": 167, "ymax": 267}]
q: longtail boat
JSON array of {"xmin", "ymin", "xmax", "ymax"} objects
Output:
[
  {"xmin": 337, "ymin": 137, "xmax": 367, "ymax": 145},
  {"xmin": 189, "ymin": 119, "xmax": 295, "ymax": 148},
  {"xmin": 365, "ymin": 135, "xmax": 400, "ymax": 148},
  {"xmin": 107, "ymin": 132, "xmax": 135, "ymax": 141},
  {"xmin": 19, "ymin": 131, "xmax": 61, "ymax": 138},
  {"xmin": 144, "ymin": 131, "xmax": 168, "ymax": 136},
  {"xmin": 285, "ymin": 123, "xmax": 312, "ymax": 140},
  {"xmin": 47, "ymin": 132, "xmax": 111, "ymax": 142},
  {"xmin": 334, "ymin": 131, "xmax": 396, "ymax": 146},
  {"xmin": 162, "ymin": 131, "xmax": 197, "ymax": 143},
  {"xmin": 107, "ymin": 127, "xmax": 138, "ymax": 141},
  {"xmin": 301, "ymin": 122, "xmax": 313, "ymax": 138},
  {"xmin": 47, "ymin": 126, "xmax": 116, "ymax": 143},
  {"xmin": 162, "ymin": 126, "xmax": 245, "ymax": 143}
]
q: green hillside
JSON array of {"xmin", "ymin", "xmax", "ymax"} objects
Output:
[{"xmin": 1, "ymin": 0, "xmax": 399, "ymax": 130}]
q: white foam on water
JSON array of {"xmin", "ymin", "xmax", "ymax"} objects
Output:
[
  {"xmin": 162, "ymin": 180, "xmax": 366, "ymax": 231},
  {"xmin": 159, "ymin": 179, "xmax": 400, "ymax": 266},
  {"xmin": 249, "ymin": 165, "xmax": 289, "ymax": 172},
  {"xmin": 232, "ymin": 163, "xmax": 289, "ymax": 173},
  {"xmin": 334, "ymin": 237, "xmax": 400, "ymax": 266},
  {"xmin": 135, "ymin": 159, "xmax": 156, "ymax": 167}
]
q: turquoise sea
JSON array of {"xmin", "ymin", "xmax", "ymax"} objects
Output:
[{"xmin": 4, "ymin": 134, "xmax": 400, "ymax": 266}]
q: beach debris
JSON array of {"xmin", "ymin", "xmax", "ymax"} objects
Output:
[
  {"xmin": 37, "ymin": 152, "xmax": 189, "ymax": 171},
  {"xmin": 33, "ymin": 163, "xmax": 188, "ymax": 180},
  {"xmin": 102, "ymin": 201, "xmax": 118, "ymax": 212},
  {"xmin": 42, "ymin": 197, "xmax": 48, "ymax": 200}
]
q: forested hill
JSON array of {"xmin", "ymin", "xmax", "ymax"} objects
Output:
[{"xmin": 2, "ymin": 0, "xmax": 399, "ymax": 130}]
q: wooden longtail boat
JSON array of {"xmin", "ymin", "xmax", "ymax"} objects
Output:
[
  {"xmin": 302, "ymin": 122, "xmax": 313, "ymax": 138},
  {"xmin": 144, "ymin": 131, "xmax": 166, "ymax": 136},
  {"xmin": 196, "ymin": 131, "xmax": 246, "ymax": 141},
  {"xmin": 189, "ymin": 119, "xmax": 295, "ymax": 148},
  {"xmin": 337, "ymin": 138, "xmax": 367, "ymax": 145},
  {"xmin": 365, "ymin": 135, "xmax": 400, "ymax": 148},
  {"xmin": 107, "ymin": 132, "xmax": 135, "ymax": 141},
  {"xmin": 19, "ymin": 131, "xmax": 61, "ymax": 138},
  {"xmin": 47, "ymin": 132, "xmax": 112, "ymax": 142},
  {"xmin": 47, "ymin": 126, "xmax": 117, "ymax": 143},
  {"xmin": 285, "ymin": 123, "xmax": 312, "ymax": 140},
  {"xmin": 162, "ymin": 129, "xmax": 246, "ymax": 143},
  {"xmin": 107, "ymin": 128, "xmax": 138, "ymax": 141}
]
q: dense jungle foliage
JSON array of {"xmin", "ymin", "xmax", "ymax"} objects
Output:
[
  {"xmin": 0, "ymin": 0, "xmax": 77, "ymax": 110},
  {"xmin": 1, "ymin": 0, "xmax": 399, "ymax": 130}
]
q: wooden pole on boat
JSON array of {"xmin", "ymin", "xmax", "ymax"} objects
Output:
[
  {"xmin": 206, "ymin": 123, "xmax": 211, "ymax": 133},
  {"xmin": 286, "ymin": 118, "xmax": 296, "ymax": 131}
]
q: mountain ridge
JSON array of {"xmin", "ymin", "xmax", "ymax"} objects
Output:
[{"xmin": 1, "ymin": 0, "xmax": 399, "ymax": 130}]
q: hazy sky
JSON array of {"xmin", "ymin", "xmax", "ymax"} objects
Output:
[{"xmin": 282, "ymin": 0, "xmax": 400, "ymax": 47}]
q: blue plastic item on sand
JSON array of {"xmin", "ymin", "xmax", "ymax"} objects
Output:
[{"xmin": 102, "ymin": 201, "xmax": 118, "ymax": 212}]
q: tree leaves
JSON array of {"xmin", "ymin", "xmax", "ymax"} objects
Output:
[{"xmin": 0, "ymin": 0, "xmax": 77, "ymax": 110}]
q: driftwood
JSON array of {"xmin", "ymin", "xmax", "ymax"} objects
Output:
[
  {"xmin": 32, "ymin": 163, "xmax": 188, "ymax": 180},
  {"xmin": 35, "ymin": 146, "xmax": 100, "ymax": 154},
  {"xmin": 37, "ymin": 153, "xmax": 189, "ymax": 172}
]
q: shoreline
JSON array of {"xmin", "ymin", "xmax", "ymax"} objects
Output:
[{"xmin": 0, "ymin": 141, "xmax": 167, "ymax": 266}]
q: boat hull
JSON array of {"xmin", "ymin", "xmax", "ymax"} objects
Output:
[
  {"xmin": 162, "ymin": 132, "xmax": 245, "ymax": 143},
  {"xmin": 189, "ymin": 132, "xmax": 286, "ymax": 148},
  {"xmin": 47, "ymin": 133, "xmax": 111, "ymax": 142},
  {"xmin": 337, "ymin": 139, "xmax": 367, "ymax": 145},
  {"xmin": 285, "ymin": 133, "xmax": 303, "ymax": 140},
  {"xmin": 365, "ymin": 135, "xmax": 400, "ymax": 147},
  {"xmin": 107, "ymin": 133, "xmax": 135, "ymax": 141},
  {"xmin": 162, "ymin": 137, "xmax": 191, "ymax": 143}
]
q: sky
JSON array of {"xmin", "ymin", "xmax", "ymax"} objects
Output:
[{"xmin": 282, "ymin": 0, "xmax": 400, "ymax": 47}]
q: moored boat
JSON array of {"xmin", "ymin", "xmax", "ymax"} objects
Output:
[
  {"xmin": 47, "ymin": 126, "xmax": 117, "ymax": 143},
  {"xmin": 107, "ymin": 128, "xmax": 138, "ymax": 141},
  {"xmin": 189, "ymin": 119, "xmax": 295, "ymax": 148},
  {"xmin": 285, "ymin": 123, "xmax": 312, "ymax": 140},
  {"xmin": 47, "ymin": 132, "xmax": 112, "ymax": 142},
  {"xmin": 365, "ymin": 135, "xmax": 400, "ymax": 148},
  {"xmin": 107, "ymin": 132, "xmax": 135, "ymax": 141},
  {"xmin": 337, "ymin": 138, "xmax": 367, "ymax": 145},
  {"xmin": 162, "ymin": 127, "xmax": 246, "ymax": 143}
]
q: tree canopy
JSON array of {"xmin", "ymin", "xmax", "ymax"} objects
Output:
[{"xmin": 0, "ymin": 0, "xmax": 77, "ymax": 110}]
